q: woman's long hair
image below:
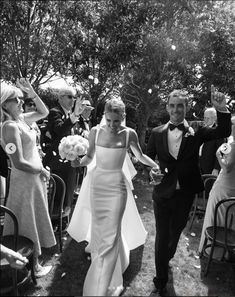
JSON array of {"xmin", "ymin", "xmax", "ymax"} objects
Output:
[{"xmin": 0, "ymin": 83, "xmax": 23, "ymax": 123}]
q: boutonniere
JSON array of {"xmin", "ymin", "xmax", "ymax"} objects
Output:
[{"xmin": 184, "ymin": 126, "xmax": 195, "ymax": 138}]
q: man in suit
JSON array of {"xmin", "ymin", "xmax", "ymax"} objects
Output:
[
  {"xmin": 199, "ymin": 107, "xmax": 225, "ymax": 176},
  {"xmin": 73, "ymin": 96, "xmax": 94, "ymax": 195},
  {"xmin": 146, "ymin": 86, "xmax": 231, "ymax": 296},
  {"xmin": 43, "ymin": 86, "xmax": 85, "ymax": 216}
]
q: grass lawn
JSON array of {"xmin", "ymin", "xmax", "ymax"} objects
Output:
[{"xmin": 19, "ymin": 171, "xmax": 235, "ymax": 296}]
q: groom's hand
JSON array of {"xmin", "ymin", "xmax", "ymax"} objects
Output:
[
  {"xmin": 211, "ymin": 85, "xmax": 227, "ymax": 112},
  {"xmin": 149, "ymin": 167, "xmax": 163, "ymax": 185}
]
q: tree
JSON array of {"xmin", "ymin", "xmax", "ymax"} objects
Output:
[{"xmin": 0, "ymin": 0, "xmax": 69, "ymax": 88}]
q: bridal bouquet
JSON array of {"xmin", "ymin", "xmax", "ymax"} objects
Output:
[{"xmin": 58, "ymin": 135, "xmax": 89, "ymax": 161}]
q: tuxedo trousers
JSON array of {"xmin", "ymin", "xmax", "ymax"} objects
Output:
[{"xmin": 153, "ymin": 189, "xmax": 194, "ymax": 288}]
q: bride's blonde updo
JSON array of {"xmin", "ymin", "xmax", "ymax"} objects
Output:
[{"xmin": 104, "ymin": 97, "xmax": 126, "ymax": 117}]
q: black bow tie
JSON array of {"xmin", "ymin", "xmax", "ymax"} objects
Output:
[{"xmin": 169, "ymin": 123, "xmax": 185, "ymax": 131}]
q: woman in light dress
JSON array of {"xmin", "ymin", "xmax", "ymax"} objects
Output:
[
  {"xmin": 0, "ymin": 78, "xmax": 56, "ymax": 277},
  {"xmin": 67, "ymin": 97, "xmax": 160, "ymax": 296},
  {"xmin": 198, "ymin": 115, "xmax": 235, "ymax": 257}
]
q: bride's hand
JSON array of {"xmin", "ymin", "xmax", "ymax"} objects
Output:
[
  {"xmin": 40, "ymin": 167, "xmax": 50, "ymax": 181},
  {"xmin": 71, "ymin": 157, "xmax": 81, "ymax": 168}
]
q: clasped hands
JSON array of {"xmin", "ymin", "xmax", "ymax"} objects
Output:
[{"xmin": 149, "ymin": 167, "xmax": 164, "ymax": 185}]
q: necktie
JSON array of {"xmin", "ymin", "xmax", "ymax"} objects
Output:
[{"xmin": 169, "ymin": 123, "xmax": 185, "ymax": 131}]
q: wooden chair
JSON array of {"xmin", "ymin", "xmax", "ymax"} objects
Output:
[
  {"xmin": 0, "ymin": 205, "xmax": 37, "ymax": 296},
  {"xmin": 188, "ymin": 174, "xmax": 217, "ymax": 231},
  {"xmin": 48, "ymin": 173, "xmax": 67, "ymax": 253},
  {"xmin": 201, "ymin": 197, "xmax": 235, "ymax": 276}
]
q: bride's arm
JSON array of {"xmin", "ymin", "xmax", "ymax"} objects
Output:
[
  {"xmin": 129, "ymin": 129, "xmax": 159, "ymax": 169},
  {"xmin": 79, "ymin": 127, "xmax": 97, "ymax": 167}
]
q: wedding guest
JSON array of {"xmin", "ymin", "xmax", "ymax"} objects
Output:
[
  {"xmin": 0, "ymin": 78, "xmax": 56, "ymax": 277},
  {"xmin": 199, "ymin": 107, "xmax": 225, "ymax": 176},
  {"xmin": 73, "ymin": 95, "xmax": 94, "ymax": 196},
  {"xmin": 198, "ymin": 115, "xmax": 235, "ymax": 257},
  {"xmin": 67, "ymin": 97, "xmax": 159, "ymax": 296},
  {"xmin": 146, "ymin": 86, "xmax": 231, "ymax": 296},
  {"xmin": 1, "ymin": 244, "xmax": 28, "ymax": 269},
  {"xmin": 23, "ymin": 98, "xmax": 45, "ymax": 159},
  {"xmin": 43, "ymin": 86, "xmax": 85, "ymax": 217}
]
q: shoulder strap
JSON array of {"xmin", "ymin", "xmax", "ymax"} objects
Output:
[
  {"xmin": 95, "ymin": 125, "xmax": 101, "ymax": 144},
  {"xmin": 126, "ymin": 128, "xmax": 130, "ymax": 148}
]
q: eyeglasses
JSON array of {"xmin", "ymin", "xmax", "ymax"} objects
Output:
[
  {"xmin": 26, "ymin": 103, "xmax": 36, "ymax": 108},
  {"xmin": 6, "ymin": 97, "xmax": 23, "ymax": 104},
  {"xmin": 62, "ymin": 94, "xmax": 76, "ymax": 100}
]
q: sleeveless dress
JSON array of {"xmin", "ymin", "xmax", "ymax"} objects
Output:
[
  {"xmin": 1, "ymin": 120, "xmax": 56, "ymax": 256},
  {"xmin": 198, "ymin": 142, "xmax": 235, "ymax": 254},
  {"xmin": 67, "ymin": 126, "xmax": 147, "ymax": 296}
]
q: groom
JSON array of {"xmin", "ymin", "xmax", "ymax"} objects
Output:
[{"xmin": 146, "ymin": 86, "xmax": 231, "ymax": 296}]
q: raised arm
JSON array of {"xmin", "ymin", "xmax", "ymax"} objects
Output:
[{"xmin": 16, "ymin": 78, "xmax": 49, "ymax": 123}]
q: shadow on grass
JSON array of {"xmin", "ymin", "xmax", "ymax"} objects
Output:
[
  {"xmin": 45, "ymin": 238, "xmax": 90, "ymax": 296},
  {"xmin": 123, "ymin": 244, "xmax": 144, "ymax": 292},
  {"xmin": 200, "ymin": 255, "xmax": 235, "ymax": 296}
]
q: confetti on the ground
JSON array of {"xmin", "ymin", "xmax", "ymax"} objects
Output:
[
  {"xmin": 194, "ymin": 264, "xmax": 201, "ymax": 269},
  {"xmin": 190, "ymin": 232, "xmax": 196, "ymax": 237},
  {"xmin": 61, "ymin": 272, "xmax": 66, "ymax": 278}
]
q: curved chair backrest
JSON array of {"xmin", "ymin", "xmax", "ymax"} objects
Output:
[
  {"xmin": 213, "ymin": 197, "xmax": 235, "ymax": 246},
  {"xmin": 50, "ymin": 173, "xmax": 66, "ymax": 215},
  {"xmin": 0, "ymin": 205, "xmax": 18, "ymax": 251},
  {"xmin": 203, "ymin": 176, "xmax": 217, "ymax": 200},
  {"xmin": 3, "ymin": 167, "xmax": 12, "ymax": 206}
]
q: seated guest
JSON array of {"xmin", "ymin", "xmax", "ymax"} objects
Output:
[
  {"xmin": 0, "ymin": 78, "xmax": 56, "ymax": 277},
  {"xmin": 198, "ymin": 115, "xmax": 235, "ymax": 258},
  {"xmin": 1, "ymin": 244, "xmax": 28, "ymax": 269}
]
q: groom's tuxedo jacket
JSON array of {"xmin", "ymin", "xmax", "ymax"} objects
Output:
[{"xmin": 146, "ymin": 111, "xmax": 231, "ymax": 200}]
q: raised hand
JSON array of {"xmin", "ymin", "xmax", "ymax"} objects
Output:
[
  {"xmin": 16, "ymin": 77, "xmax": 35, "ymax": 97},
  {"xmin": 211, "ymin": 85, "xmax": 227, "ymax": 111},
  {"xmin": 149, "ymin": 167, "xmax": 163, "ymax": 185},
  {"xmin": 74, "ymin": 98, "xmax": 86, "ymax": 116}
]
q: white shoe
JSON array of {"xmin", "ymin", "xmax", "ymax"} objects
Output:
[{"xmin": 35, "ymin": 264, "xmax": 52, "ymax": 278}]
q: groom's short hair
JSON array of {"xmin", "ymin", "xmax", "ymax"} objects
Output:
[{"xmin": 167, "ymin": 89, "xmax": 189, "ymax": 105}]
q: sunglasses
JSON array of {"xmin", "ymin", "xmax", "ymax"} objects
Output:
[
  {"xmin": 62, "ymin": 94, "xmax": 76, "ymax": 99},
  {"xmin": 6, "ymin": 97, "xmax": 23, "ymax": 104},
  {"xmin": 25, "ymin": 103, "xmax": 36, "ymax": 107}
]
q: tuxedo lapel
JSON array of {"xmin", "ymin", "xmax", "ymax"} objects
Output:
[
  {"xmin": 162, "ymin": 124, "xmax": 173, "ymax": 159},
  {"xmin": 177, "ymin": 129, "xmax": 188, "ymax": 159}
]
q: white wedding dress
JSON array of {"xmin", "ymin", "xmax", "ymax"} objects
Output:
[{"xmin": 67, "ymin": 126, "xmax": 147, "ymax": 296}]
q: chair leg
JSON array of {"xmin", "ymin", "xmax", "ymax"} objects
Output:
[
  {"xmin": 12, "ymin": 268, "xmax": 18, "ymax": 296},
  {"xmin": 29, "ymin": 254, "xmax": 37, "ymax": 285},
  {"xmin": 204, "ymin": 243, "xmax": 215, "ymax": 276},
  {"xmin": 59, "ymin": 217, "xmax": 63, "ymax": 253},
  {"xmin": 187, "ymin": 198, "xmax": 197, "ymax": 231}
]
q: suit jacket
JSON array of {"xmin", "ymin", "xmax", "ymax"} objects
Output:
[
  {"xmin": 146, "ymin": 111, "xmax": 231, "ymax": 200},
  {"xmin": 199, "ymin": 124, "xmax": 225, "ymax": 174},
  {"xmin": 43, "ymin": 103, "xmax": 76, "ymax": 170}
]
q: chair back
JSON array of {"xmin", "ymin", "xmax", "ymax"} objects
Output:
[
  {"xmin": 213, "ymin": 197, "xmax": 235, "ymax": 247},
  {"xmin": 0, "ymin": 205, "xmax": 18, "ymax": 251},
  {"xmin": 50, "ymin": 173, "xmax": 66, "ymax": 217},
  {"xmin": 47, "ymin": 175, "xmax": 56, "ymax": 217},
  {"xmin": 203, "ymin": 175, "xmax": 217, "ymax": 200}
]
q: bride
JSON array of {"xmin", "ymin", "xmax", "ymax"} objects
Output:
[{"xmin": 67, "ymin": 96, "xmax": 159, "ymax": 296}]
